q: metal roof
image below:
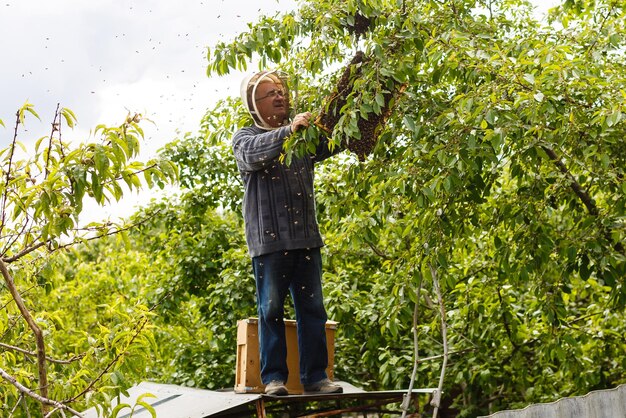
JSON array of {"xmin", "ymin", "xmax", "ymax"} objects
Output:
[
  {"xmin": 79, "ymin": 381, "xmax": 437, "ymax": 418},
  {"xmin": 80, "ymin": 382, "xmax": 261, "ymax": 418},
  {"xmin": 479, "ymin": 384, "xmax": 626, "ymax": 418}
]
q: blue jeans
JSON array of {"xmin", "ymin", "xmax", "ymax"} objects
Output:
[{"xmin": 252, "ymin": 248, "xmax": 329, "ymax": 385}]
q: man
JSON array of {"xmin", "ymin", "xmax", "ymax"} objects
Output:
[{"xmin": 232, "ymin": 70, "xmax": 342, "ymax": 396}]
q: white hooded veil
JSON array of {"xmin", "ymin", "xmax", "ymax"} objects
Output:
[{"xmin": 240, "ymin": 70, "xmax": 291, "ymax": 130}]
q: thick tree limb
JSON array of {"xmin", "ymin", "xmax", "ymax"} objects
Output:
[
  {"xmin": 0, "ymin": 367, "xmax": 83, "ymax": 418},
  {"xmin": 0, "ymin": 258, "xmax": 50, "ymax": 415}
]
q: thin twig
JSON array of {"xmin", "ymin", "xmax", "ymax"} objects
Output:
[
  {"xmin": 1, "ymin": 216, "xmax": 34, "ymax": 260},
  {"xmin": 45, "ymin": 104, "xmax": 61, "ymax": 178},
  {"xmin": 541, "ymin": 146, "xmax": 598, "ymax": 216},
  {"xmin": 0, "ymin": 342, "xmax": 85, "ymax": 365},
  {"xmin": 585, "ymin": 6, "xmax": 614, "ymax": 56},
  {"xmin": 367, "ymin": 241, "xmax": 392, "ymax": 259},
  {"xmin": 3, "ymin": 209, "xmax": 162, "ymax": 263},
  {"xmin": 0, "ymin": 110, "xmax": 22, "ymax": 238},
  {"xmin": 58, "ymin": 107, "xmax": 66, "ymax": 159},
  {"xmin": 401, "ymin": 271, "xmax": 423, "ymax": 416},
  {"xmin": 566, "ymin": 311, "xmax": 604, "ymax": 326},
  {"xmin": 64, "ymin": 316, "xmax": 149, "ymax": 403},
  {"xmin": 419, "ymin": 348, "xmax": 475, "ymax": 363},
  {"xmin": 9, "ymin": 393, "xmax": 23, "ymax": 417},
  {"xmin": 497, "ymin": 287, "xmax": 519, "ymax": 349},
  {"xmin": 44, "ymin": 406, "xmax": 68, "ymax": 418}
]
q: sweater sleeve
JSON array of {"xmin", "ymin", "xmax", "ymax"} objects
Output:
[{"xmin": 232, "ymin": 125, "xmax": 292, "ymax": 172}]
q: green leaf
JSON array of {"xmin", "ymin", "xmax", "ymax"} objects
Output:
[
  {"xmin": 135, "ymin": 401, "xmax": 157, "ymax": 418},
  {"xmin": 523, "ymin": 73, "xmax": 535, "ymax": 84},
  {"xmin": 110, "ymin": 403, "xmax": 131, "ymax": 418},
  {"xmin": 94, "ymin": 146, "xmax": 109, "ymax": 175},
  {"xmin": 91, "ymin": 172, "xmax": 104, "ymax": 203},
  {"xmin": 403, "ymin": 115, "xmax": 416, "ymax": 132},
  {"xmin": 61, "ymin": 107, "xmax": 77, "ymax": 128},
  {"xmin": 19, "ymin": 102, "xmax": 41, "ymax": 123},
  {"xmin": 375, "ymin": 92, "xmax": 385, "ymax": 108},
  {"xmin": 606, "ymin": 111, "xmax": 622, "ymax": 127}
]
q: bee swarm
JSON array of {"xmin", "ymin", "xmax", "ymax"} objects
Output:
[{"xmin": 315, "ymin": 51, "xmax": 405, "ymax": 161}]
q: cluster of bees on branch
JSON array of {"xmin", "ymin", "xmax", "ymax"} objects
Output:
[{"xmin": 315, "ymin": 13, "xmax": 405, "ymax": 161}]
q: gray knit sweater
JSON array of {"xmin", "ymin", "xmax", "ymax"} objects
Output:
[{"xmin": 232, "ymin": 125, "xmax": 337, "ymax": 258}]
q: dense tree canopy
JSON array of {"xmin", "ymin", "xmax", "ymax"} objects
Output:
[
  {"xmin": 196, "ymin": 0, "xmax": 626, "ymax": 414},
  {"xmin": 2, "ymin": 0, "xmax": 625, "ymax": 417}
]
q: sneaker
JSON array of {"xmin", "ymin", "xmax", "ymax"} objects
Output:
[
  {"xmin": 303, "ymin": 378, "xmax": 343, "ymax": 394},
  {"xmin": 264, "ymin": 380, "xmax": 288, "ymax": 396}
]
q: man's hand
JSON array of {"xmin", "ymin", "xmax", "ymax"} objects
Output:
[{"xmin": 291, "ymin": 112, "xmax": 312, "ymax": 132}]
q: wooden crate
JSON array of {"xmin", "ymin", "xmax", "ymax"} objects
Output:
[{"xmin": 234, "ymin": 318, "xmax": 337, "ymax": 394}]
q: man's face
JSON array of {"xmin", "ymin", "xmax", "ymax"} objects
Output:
[{"xmin": 255, "ymin": 81, "xmax": 288, "ymax": 128}]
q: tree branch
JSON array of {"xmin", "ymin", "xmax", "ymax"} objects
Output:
[
  {"xmin": 45, "ymin": 104, "xmax": 61, "ymax": 178},
  {"xmin": 0, "ymin": 342, "xmax": 85, "ymax": 365},
  {"xmin": 0, "ymin": 258, "xmax": 50, "ymax": 415},
  {"xmin": 9, "ymin": 393, "xmax": 23, "ymax": 417},
  {"xmin": 0, "ymin": 367, "xmax": 83, "ymax": 418},
  {"xmin": 585, "ymin": 6, "xmax": 614, "ymax": 56},
  {"xmin": 430, "ymin": 263, "xmax": 449, "ymax": 418},
  {"xmin": 64, "ymin": 315, "xmax": 149, "ymax": 404},
  {"xmin": 541, "ymin": 146, "xmax": 598, "ymax": 216},
  {"xmin": 497, "ymin": 287, "xmax": 519, "ymax": 350},
  {"xmin": 401, "ymin": 270, "xmax": 423, "ymax": 417},
  {"xmin": 2, "ymin": 242, "xmax": 47, "ymax": 263},
  {"xmin": 3, "ymin": 209, "xmax": 162, "ymax": 263},
  {"xmin": 366, "ymin": 241, "xmax": 392, "ymax": 259},
  {"xmin": 0, "ymin": 110, "xmax": 22, "ymax": 239},
  {"xmin": 1, "ymin": 216, "xmax": 35, "ymax": 260},
  {"xmin": 541, "ymin": 145, "xmax": 624, "ymax": 254}
]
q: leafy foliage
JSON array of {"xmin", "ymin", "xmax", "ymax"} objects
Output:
[{"xmin": 0, "ymin": 105, "xmax": 177, "ymax": 416}]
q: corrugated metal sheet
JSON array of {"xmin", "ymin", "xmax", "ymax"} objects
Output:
[
  {"xmin": 79, "ymin": 381, "xmax": 262, "ymax": 418},
  {"xmin": 480, "ymin": 384, "xmax": 626, "ymax": 418}
]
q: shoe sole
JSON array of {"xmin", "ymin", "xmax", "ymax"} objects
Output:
[{"xmin": 266, "ymin": 388, "xmax": 289, "ymax": 396}]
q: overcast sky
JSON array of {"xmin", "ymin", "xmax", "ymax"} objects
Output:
[
  {"xmin": 0, "ymin": 0, "xmax": 556, "ymax": 223},
  {"xmin": 0, "ymin": 0, "xmax": 298, "ymax": 222}
]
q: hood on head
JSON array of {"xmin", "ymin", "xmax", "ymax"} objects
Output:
[{"xmin": 240, "ymin": 70, "xmax": 291, "ymax": 130}]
